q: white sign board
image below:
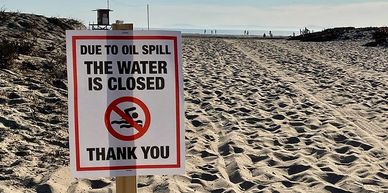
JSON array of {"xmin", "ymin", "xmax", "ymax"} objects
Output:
[{"xmin": 66, "ymin": 30, "xmax": 184, "ymax": 177}]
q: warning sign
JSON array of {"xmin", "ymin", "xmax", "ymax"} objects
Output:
[{"xmin": 66, "ymin": 30, "xmax": 184, "ymax": 177}]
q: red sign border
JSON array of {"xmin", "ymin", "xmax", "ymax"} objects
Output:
[{"xmin": 71, "ymin": 35, "xmax": 181, "ymax": 171}]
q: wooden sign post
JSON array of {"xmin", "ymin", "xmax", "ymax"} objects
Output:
[
  {"xmin": 116, "ymin": 176, "xmax": 137, "ymax": 193},
  {"xmin": 113, "ymin": 22, "xmax": 136, "ymax": 193}
]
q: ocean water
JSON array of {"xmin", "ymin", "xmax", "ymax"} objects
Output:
[
  {"xmin": 136, "ymin": 28, "xmax": 298, "ymax": 37},
  {"xmin": 179, "ymin": 29, "xmax": 296, "ymax": 36}
]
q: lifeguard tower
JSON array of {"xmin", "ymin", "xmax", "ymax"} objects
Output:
[{"xmin": 89, "ymin": 8, "xmax": 113, "ymax": 30}]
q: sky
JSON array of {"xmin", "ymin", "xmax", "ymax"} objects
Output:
[{"xmin": 1, "ymin": 0, "xmax": 388, "ymax": 30}]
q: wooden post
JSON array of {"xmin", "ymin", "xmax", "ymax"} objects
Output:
[
  {"xmin": 112, "ymin": 22, "xmax": 137, "ymax": 193},
  {"xmin": 112, "ymin": 23, "xmax": 133, "ymax": 30},
  {"xmin": 116, "ymin": 176, "xmax": 137, "ymax": 193}
]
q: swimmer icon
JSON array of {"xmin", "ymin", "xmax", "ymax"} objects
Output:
[
  {"xmin": 111, "ymin": 107, "xmax": 143, "ymax": 128},
  {"xmin": 104, "ymin": 96, "xmax": 151, "ymax": 141}
]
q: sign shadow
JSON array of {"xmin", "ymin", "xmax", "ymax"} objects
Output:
[{"xmin": 105, "ymin": 32, "xmax": 139, "ymax": 177}]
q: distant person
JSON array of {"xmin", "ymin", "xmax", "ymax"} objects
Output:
[
  {"xmin": 263, "ymin": 33, "xmax": 266, "ymax": 38},
  {"xmin": 244, "ymin": 30, "xmax": 246, "ymax": 35},
  {"xmin": 215, "ymin": 30, "xmax": 217, "ymax": 34},
  {"xmin": 293, "ymin": 32, "xmax": 296, "ymax": 37},
  {"xmin": 204, "ymin": 29, "xmax": 206, "ymax": 34},
  {"xmin": 247, "ymin": 31, "xmax": 249, "ymax": 35},
  {"xmin": 304, "ymin": 27, "xmax": 310, "ymax": 34},
  {"xmin": 300, "ymin": 27, "xmax": 310, "ymax": 36},
  {"xmin": 211, "ymin": 30, "xmax": 213, "ymax": 35},
  {"xmin": 269, "ymin": 31, "xmax": 273, "ymax": 38}
]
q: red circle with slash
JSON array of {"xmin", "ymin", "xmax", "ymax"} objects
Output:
[{"xmin": 104, "ymin": 96, "xmax": 151, "ymax": 141}]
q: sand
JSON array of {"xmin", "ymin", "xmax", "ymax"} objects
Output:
[{"xmin": 0, "ymin": 37, "xmax": 387, "ymax": 192}]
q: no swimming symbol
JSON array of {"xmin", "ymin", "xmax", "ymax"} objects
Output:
[{"xmin": 104, "ymin": 96, "xmax": 151, "ymax": 141}]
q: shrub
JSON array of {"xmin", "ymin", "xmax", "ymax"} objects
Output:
[
  {"xmin": 365, "ymin": 27, "xmax": 388, "ymax": 47},
  {"xmin": 0, "ymin": 39, "xmax": 33, "ymax": 68},
  {"xmin": 51, "ymin": 53, "xmax": 67, "ymax": 79},
  {"xmin": 47, "ymin": 17, "xmax": 84, "ymax": 31},
  {"xmin": 42, "ymin": 51, "xmax": 67, "ymax": 79},
  {"xmin": 0, "ymin": 6, "xmax": 8, "ymax": 21},
  {"xmin": 373, "ymin": 27, "xmax": 388, "ymax": 44}
]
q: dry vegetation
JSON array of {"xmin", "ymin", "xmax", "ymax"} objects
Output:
[{"xmin": 0, "ymin": 10, "xmax": 85, "ymax": 88}]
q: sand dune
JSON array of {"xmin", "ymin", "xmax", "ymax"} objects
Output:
[{"xmin": 0, "ymin": 37, "xmax": 387, "ymax": 192}]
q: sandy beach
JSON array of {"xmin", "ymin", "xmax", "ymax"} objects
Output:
[
  {"xmin": 180, "ymin": 38, "xmax": 388, "ymax": 192},
  {"xmin": 0, "ymin": 34, "xmax": 387, "ymax": 192}
]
